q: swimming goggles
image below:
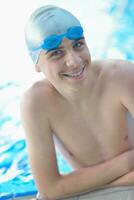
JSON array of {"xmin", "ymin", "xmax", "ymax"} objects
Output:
[{"xmin": 41, "ymin": 26, "xmax": 84, "ymax": 51}]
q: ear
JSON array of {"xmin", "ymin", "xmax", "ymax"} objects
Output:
[{"xmin": 35, "ymin": 64, "xmax": 41, "ymax": 72}]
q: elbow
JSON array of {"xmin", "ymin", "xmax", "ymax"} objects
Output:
[{"xmin": 39, "ymin": 177, "xmax": 65, "ymax": 200}]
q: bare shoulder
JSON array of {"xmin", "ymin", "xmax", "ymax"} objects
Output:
[
  {"xmin": 104, "ymin": 59, "xmax": 134, "ymax": 85},
  {"xmin": 20, "ymin": 79, "xmax": 56, "ymax": 112},
  {"xmin": 92, "ymin": 59, "xmax": 134, "ymax": 83},
  {"xmin": 20, "ymin": 79, "xmax": 58, "ymax": 135},
  {"xmin": 91, "ymin": 59, "xmax": 134, "ymax": 103}
]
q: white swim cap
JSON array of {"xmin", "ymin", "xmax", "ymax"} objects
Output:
[{"xmin": 25, "ymin": 5, "xmax": 82, "ymax": 64}]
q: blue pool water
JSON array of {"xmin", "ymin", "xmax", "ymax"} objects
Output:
[{"xmin": 0, "ymin": 1, "xmax": 134, "ymax": 199}]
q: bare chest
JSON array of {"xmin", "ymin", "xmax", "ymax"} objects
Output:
[
  {"xmin": 51, "ymin": 99, "xmax": 134, "ymax": 169},
  {"xmin": 49, "ymin": 77, "xmax": 134, "ymax": 168}
]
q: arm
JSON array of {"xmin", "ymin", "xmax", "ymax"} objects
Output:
[
  {"xmin": 20, "ymin": 86, "xmax": 134, "ymax": 200},
  {"xmin": 113, "ymin": 60, "xmax": 134, "ymax": 118},
  {"xmin": 109, "ymin": 171, "xmax": 134, "ymax": 186},
  {"xmin": 109, "ymin": 60, "xmax": 134, "ymax": 187}
]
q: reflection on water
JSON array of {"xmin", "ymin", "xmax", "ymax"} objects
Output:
[{"xmin": 0, "ymin": 1, "xmax": 134, "ymax": 199}]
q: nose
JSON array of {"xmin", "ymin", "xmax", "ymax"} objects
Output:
[{"xmin": 65, "ymin": 51, "xmax": 82, "ymax": 68}]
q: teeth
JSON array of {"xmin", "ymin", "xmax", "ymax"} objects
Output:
[{"xmin": 63, "ymin": 67, "xmax": 84, "ymax": 77}]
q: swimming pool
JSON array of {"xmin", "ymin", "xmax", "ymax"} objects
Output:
[{"xmin": 0, "ymin": 1, "xmax": 134, "ymax": 199}]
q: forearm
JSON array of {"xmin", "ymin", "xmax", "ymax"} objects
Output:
[
  {"xmin": 109, "ymin": 170, "xmax": 134, "ymax": 186},
  {"xmin": 43, "ymin": 150, "xmax": 134, "ymax": 200}
]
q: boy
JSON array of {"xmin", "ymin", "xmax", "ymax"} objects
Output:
[{"xmin": 21, "ymin": 5, "xmax": 134, "ymax": 200}]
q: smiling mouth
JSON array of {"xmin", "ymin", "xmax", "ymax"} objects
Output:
[{"xmin": 62, "ymin": 65, "xmax": 85, "ymax": 78}]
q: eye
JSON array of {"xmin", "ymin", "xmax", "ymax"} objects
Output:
[
  {"xmin": 73, "ymin": 41, "xmax": 84, "ymax": 49},
  {"xmin": 50, "ymin": 49, "xmax": 64, "ymax": 57}
]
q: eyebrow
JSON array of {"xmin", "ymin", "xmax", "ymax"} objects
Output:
[
  {"xmin": 45, "ymin": 46, "xmax": 64, "ymax": 54},
  {"xmin": 71, "ymin": 37, "xmax": 85, "ymax": 45}
]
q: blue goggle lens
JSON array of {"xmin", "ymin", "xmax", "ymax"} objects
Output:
[
  {"xmin": 42, "ymin": 35, "xmax": 61, "ymax": 50},
  {"xmin": 42, "ymin": 26, "xmax": 84, "ymax": 50},
  {"xmin": 67, "ymin": 26, "xmax": 83, "ymax": 40}
]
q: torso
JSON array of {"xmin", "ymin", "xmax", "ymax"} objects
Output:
[{"xmin": 43, "ymin": 60, "xmax": 134, "ymax": 170}]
